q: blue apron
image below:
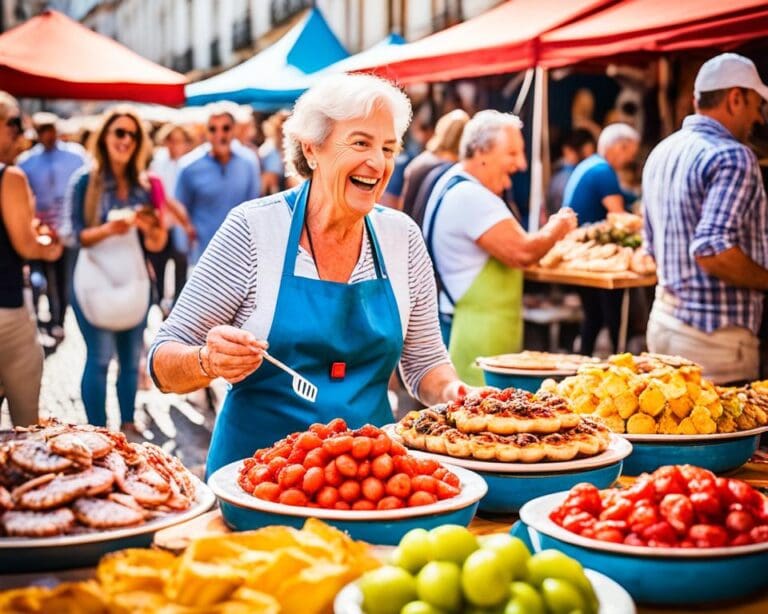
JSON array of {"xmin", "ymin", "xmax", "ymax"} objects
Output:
[{"xmin": 206, "ymin": 182, "xmax": 404, "ymax": 476}]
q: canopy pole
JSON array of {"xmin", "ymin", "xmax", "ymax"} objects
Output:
[{"xmin": 528, "ymin": 65, "xmax": 548, "ymax": 231}]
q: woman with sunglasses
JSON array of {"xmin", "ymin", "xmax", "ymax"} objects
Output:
[
  {"xmin": 149, "ymin": 75, "xmax": 480, "ymax": 476},
  {"xmin": 0, "ymin": 91, "xmax": 63, "ymax": 426},
  {"xmin": 63, "ymin": 106, "xmax": 167, "ymax": 436}
]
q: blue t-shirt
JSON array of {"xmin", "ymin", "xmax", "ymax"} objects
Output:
[
  {"xmin": 384, "ymin": 151, "xmax": 412, "ymax": 197},
  {"xmin": 175, "ymin": 150, "xmax": 260, "ymax": 262},
  {"xmin": 562, "ymin": 154, "xmax": 621, "ymax": 225},
  {"xmin": 18, "ymin": 141, "xmax": 87, "ymax": 228}
]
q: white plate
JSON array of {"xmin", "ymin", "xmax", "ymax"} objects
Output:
[
  {"xmin": 383, "ymin": 425, "xmax": 632, "ymax": 474},
  {"xmin": 520, "ymin": 491, "xmax": 768, "ymax": 558},
  {"xmin": 208, "ymin": 460, "xmax": 488, "ymax": 521},
  {"xmin": 623, "ymin": 424, "xmax": 768, "ymax": 443},
  {"xmin": 333, "ymin": 568, "xmax": 636, "ymax": 614},
  {"xmin": 0, "ymin": 476, "xmax": 215, "ymax": 549}
]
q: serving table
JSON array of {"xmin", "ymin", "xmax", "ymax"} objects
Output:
[
  {"xmin": 523, "ymin": 267, "xmax": 657, "ymax": 352},
  {"xmin": 150, "ymin": 459, "xmax": 768, "ymax": 614}
]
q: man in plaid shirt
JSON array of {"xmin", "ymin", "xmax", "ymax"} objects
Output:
[{"xmin": 643, "ymin": 53, "xmax": 768, "ymax": 383}]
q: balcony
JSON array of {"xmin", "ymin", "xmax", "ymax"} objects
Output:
[
  {"xmin": 270, "ymin": 0, "xmax": 313, "ymax": 25},
  {"xmin": 172, "ymin": 48, "xmax": 194, "ymax": 73},
  {"xmin": 210, "ymin": 38, "xmax": 221, "ymax": 67},
  {"xmin": 232, "ymin": 15, "xmax": 252, "ymax": 51}
]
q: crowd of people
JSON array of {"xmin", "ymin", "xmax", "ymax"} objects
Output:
[{"xmin": 1, "ymin": 51, "xmax": 767, "ymax": 447}]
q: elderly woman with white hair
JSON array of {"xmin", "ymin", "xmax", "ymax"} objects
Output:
[
  {"xmin": 422, "ymin": 110, "xmax": 577, "ymax": 384},
  {"xmin": 148, "ymin": 74, "xmax": 472, "ymax": 475}
]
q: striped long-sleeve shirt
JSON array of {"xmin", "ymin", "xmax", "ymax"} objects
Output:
[
  {"xmin": 642, "ymin": 114, "xmax": 768, "ymax": 334},
  {"xmin": 148, "ymin": 192, "xmax": 450, "ymax": 399}
]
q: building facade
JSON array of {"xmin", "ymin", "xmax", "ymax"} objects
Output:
[{"xmin": 73, "ymin": 0, "xmax": 500, "ymax": 75}]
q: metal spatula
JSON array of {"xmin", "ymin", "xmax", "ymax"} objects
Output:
[{"xmin": 262, "ymin": 350, "xmax": 318, "ymax": 403}]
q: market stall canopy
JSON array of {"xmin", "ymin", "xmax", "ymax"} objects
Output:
[
  {"xmin": 0, "ymin": 9, "xmax": 186, "ymax": 105},
  {"xmin": 185, "ymin": 8, "xmax": 348, "ymax": 109},
  {"xmin": 318, "ymin": 33, "xmax": 405, "ymax": 74},
  {"xmin": 354, "ymin": 0, "xmax": 611, "ymax": 84},
  {"xmin": 539, "ymin": 0, "xmax": 768, "ymax": 67}
]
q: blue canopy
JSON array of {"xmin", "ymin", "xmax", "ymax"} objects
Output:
[{"xmin": 185, "ymin": 9, "xmax": 348, "ymax": 108}]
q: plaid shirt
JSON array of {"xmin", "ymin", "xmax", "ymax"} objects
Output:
[{"xmin": 642, "ymin": 115, "xmax": 768, "ymax": 334}]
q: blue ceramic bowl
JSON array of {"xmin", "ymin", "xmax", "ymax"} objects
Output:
[
  {"xmin": 478, "ymin": 460, "xmax": 624, "ymax": 513},
  {"xmin": 622, "ymin": 426, "xmax": 767, "ymax": 476},
  {"xmin": 0, "ymin": 478, "xmax": 215, "ymax": 573},
  {"xmin": 405, "ymin": 436, "xmax": 632, "ymax": 514},
  {"xmin": 479, "ymin": 365, "xmax": 575, "ymax": 392},
  {"xmin": 519, "ymin": 492, "xmax": 768, "ymax": 605},
  {"xmin": 208, "ymin": 461, "xmax": 487, "ymax": 546}
]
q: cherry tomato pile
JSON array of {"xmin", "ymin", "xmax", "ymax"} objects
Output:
[
  {"xmin": 550, "ymin": 464, "xmax": 768, "ymax": 548},
  {"xmin": 237, "ymin": 418, "xmax": 462, "ymax": 510}
]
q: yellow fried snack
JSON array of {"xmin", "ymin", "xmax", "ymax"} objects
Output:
[
  {"xmin": 0, "ymin": 520, "xmax": 381, "ymax": 613},
  {"xmin": 638, "ymin": 383, "xmax": 666, "ymax": 417},
  {"xmin": 667, "ymin": 395, "xmax": 692, "ymax": 420},
  {"xmin": 545, "ymin": 353, "xmax": 766, "ymax": 435},
  {"xmin": 658, "ymin": 410, "xmax": 680, "ymax": 435},
  {"xmin": 614, "ymin": 391, "xmax": 639, "ymax": 419},
  {"xmin": 690, "ymin": 406, "xmax": 716, "ymax": 434},
  {"xmin": 97, "ymin": 548, "xmax": 177, "ymax": 595},
  {"xmin": 627, "ymin": 413, "xmax": 658, "ymax": 434}
]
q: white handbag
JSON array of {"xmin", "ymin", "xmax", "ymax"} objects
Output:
[{"xmin": 73, "ymin": 227, "xmax": 150, "ymax": 331}]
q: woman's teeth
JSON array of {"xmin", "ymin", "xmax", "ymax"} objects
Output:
[{"xmin": 350, "ymin": 176, "xmax": 378, "ymax": 190}]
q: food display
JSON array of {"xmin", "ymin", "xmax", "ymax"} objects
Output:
[
  {"xmin": 477, "ymin": 351, "xmax": 600, "ymax": 372},
  {"xmin": 538, "ymin": 212, "xmax": 656, "ymax": 275},
  {"xmin": 542, "ymin": 353, "xmax": 768, "ymax": 435},
  {"xmin": 0, "ymin": 518, "xmax": 379, "ymax": 613},
  {"xmin": 396, "ymin": 388, "xmax": 612, "ymax": 463},
  {"xmin": 550, "ymin": 464, "xmax": 768, "ymax": 549},
  {"xmin": 0, "ymin": 420, "xmax": 197, "ymax": 537},
  {"xmin": 357, "ymin": 524, "xmax": 599, "ymax": 614},
  {"xmin": 237, "ymin": 419, "xmax": 462, "ymax": 510}
]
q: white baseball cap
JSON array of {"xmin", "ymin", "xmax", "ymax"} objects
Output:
[{"xmin": 694, "ymin": 53, "xmax": 768, "ymax": 102}]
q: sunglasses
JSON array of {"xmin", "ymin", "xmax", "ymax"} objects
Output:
[
  {"xmin": 110, "ymin": 127, "xmax": 138, "ymax": 141},
  {"xmin": 6, "ymin": 116, "xmax": 22, "ymax": 134},
  {"xmin": 208, "ymin": 124, "xmax": 232, "ymax": 134}
]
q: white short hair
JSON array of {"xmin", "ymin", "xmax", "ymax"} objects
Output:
[
  {"xmin": 283, "ymin": 73, "xmax": 412, "ymax": 178},
  {"xmin": 597, "ymin": 123, "xmax": 640, "ymax": 156},
  {"xmin": 205, "ymin": 101, "xmax": 238, "ymax": 124},
  {"xmin": 460, "ymin": 110, "xmax": 523, "ymax": 160}
]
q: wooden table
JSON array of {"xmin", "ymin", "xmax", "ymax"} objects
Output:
[
  {"xmin": 523, "ymin": 267, "xmax": 657, "ymax": 352},
  {"xmin": 153, "ymin": 460, "xmax": 768, "ymax": 614}
]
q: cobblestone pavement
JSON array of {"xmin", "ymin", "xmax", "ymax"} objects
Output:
[{"xmin": 0, "ymin": 306, "xmax": 216, "ymax": 478}]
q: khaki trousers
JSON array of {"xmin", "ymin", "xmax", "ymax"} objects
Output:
[
  {"xmin": 647, "ymin": 303, "xmax": 759, "ymax": 384},
  {"xmin": 0, "ymin": 306, "xmax": 43, "ymax": 426}
]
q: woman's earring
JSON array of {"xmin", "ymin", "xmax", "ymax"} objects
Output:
[{"xmin": 308, "ymin": 159, "xmax": 317, "ymax": 170}]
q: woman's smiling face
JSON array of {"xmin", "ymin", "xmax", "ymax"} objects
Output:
[{"xmin": 305, "ymin": 104, "xmax": 398, "ymax": 217}]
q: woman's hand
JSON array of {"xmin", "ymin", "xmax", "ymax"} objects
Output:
[
  {"xmin": 201, "ymin": 325, "xmax": 268, "ymax": 384},
  {"xmin": 134, "ymin": 207, "xmax": 160, "ymax": 233},
  {"xmin": 549, "ymin": 208, "xmax": 578, "ymax": 237},
  {"xmin": 441, "ymin": 380, "xmax": 499, "ymax": 403},
  {"xmin": 106, "ymin": 218, "xmax": 133, "ymax": 236}
]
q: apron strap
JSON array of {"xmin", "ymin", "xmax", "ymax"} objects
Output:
[
  {"xmin": 423, "ymin": 174, "xmax": 470, "ymax": 307},
  {"xmin": 282, "ymin": 181, "xmax": 388, "ymax": 281}
]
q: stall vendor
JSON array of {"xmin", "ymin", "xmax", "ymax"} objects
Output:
[
  {"xmin": 149, "ymin": 74, "xmax": 472, "ymax": 476},
  {"xmin": 422, "ymin": 110, "xmax": 577, "ymax": 385}
]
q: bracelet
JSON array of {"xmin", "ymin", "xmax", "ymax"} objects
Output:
[{"xmin": 197, "ymin": 345, "xmax": 213, "ymax": 378}]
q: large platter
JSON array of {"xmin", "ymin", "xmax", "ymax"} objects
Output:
[
  {"xmin": 333, "ymin": 568, "xmax": 636, "ymax": 614},
  {"xmin": 209, "ymin": 461, "xmax": 485, "ymax": 521},
  {"xmin": 623, "ymin": 424, "xmax": 768, "ymax": 443},
  {"xmin": 383, "ymin": 425, "xmax": 632, "ymax": 474},
  {"xmin": 0, "ymin": 477, "xmax": 215, "ymax": 573}
]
